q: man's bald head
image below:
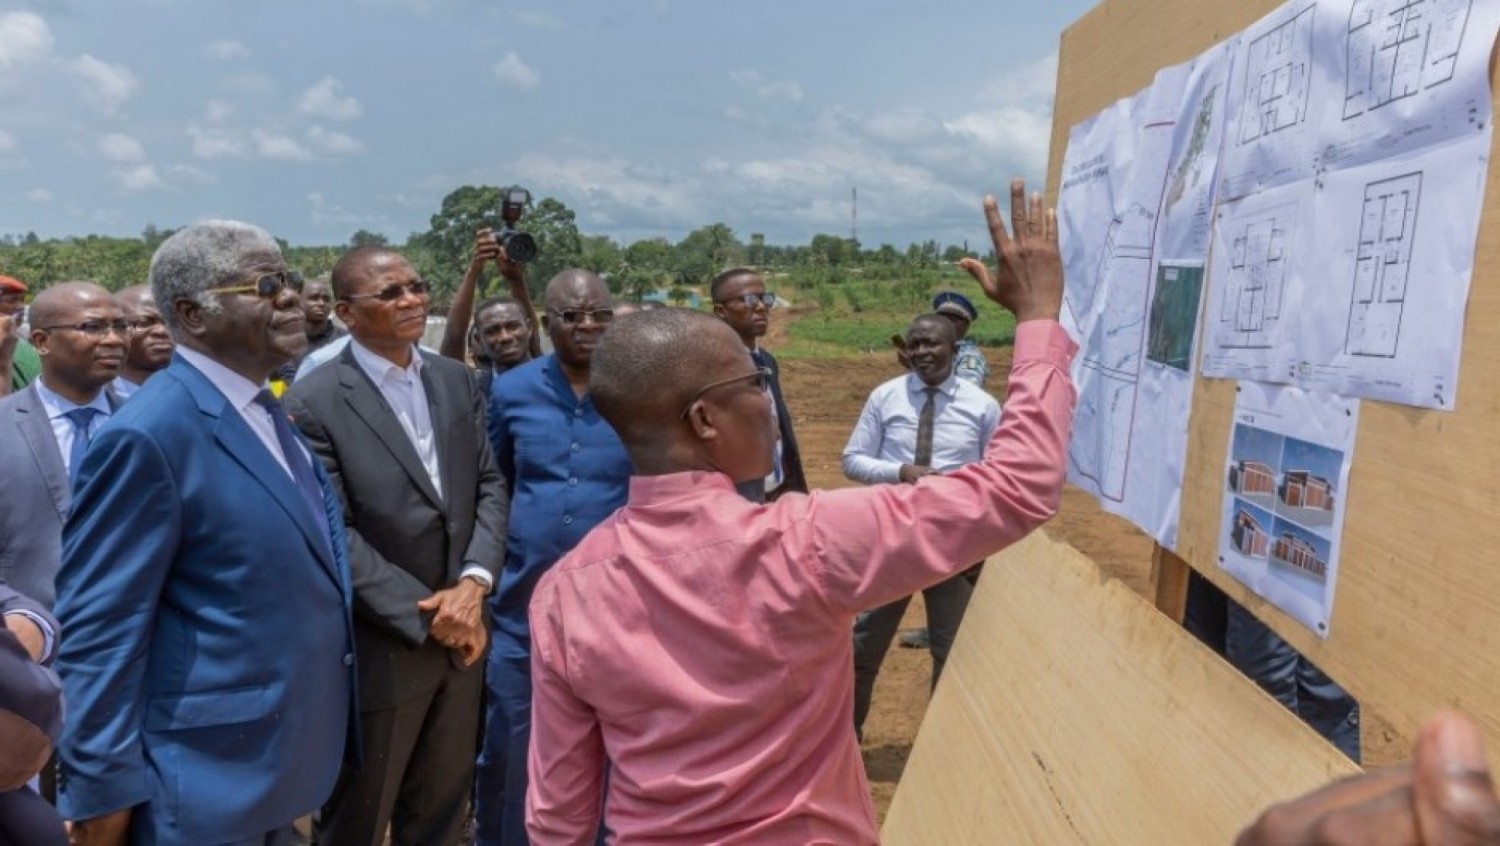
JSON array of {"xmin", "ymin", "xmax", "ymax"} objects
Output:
[
  {"xmin": 29, "ymin": 281, "xmax": 117, "ymax": 330},
  {"xmin": 116, "ymin": 284, "xmax": 154, "ymax": 311},
  {"xmin": 544, "ymin": 269, "xmax": 608, "ymax": 309},
  {"xmin": 590, "ymin": 308, "xmax": 749, "ymax": 443}
]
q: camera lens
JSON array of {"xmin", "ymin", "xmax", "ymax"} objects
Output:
[{"xmin": 499, "ymin": 231, "xmax": 537, "ymax": 264}]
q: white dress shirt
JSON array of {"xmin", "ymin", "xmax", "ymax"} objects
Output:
[
  {"xmin": 176, "ymin": 346, "xmax": 301, "ymax": 480},
  {"xmin": 32, "ymin": 377, "xmax": 113, "ymax": 478},
  {"xmin": 348, "ymin": 340, "xmax": 493, "ymax": 591},
  {"xmin": 111, "ymin": 376, "xmax": 144, "ymax": 400},
  {"xmin": 841, "ymin": 371, "xmax": 1002, "ymax": 485}
]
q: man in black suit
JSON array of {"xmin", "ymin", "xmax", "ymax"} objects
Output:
[
  {"xmin": 284, "ymin": 246, "xmax": 508, "ymax": 846},
  {"xmin": 710, "ymin": 267, "xmax": 807, "ymax": 501}
]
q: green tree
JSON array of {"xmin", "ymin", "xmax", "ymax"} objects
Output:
[
  {"xmin": 518, "ymin": 197, "xmax": 584, "ymax": 295},
  {"xmin": 350, "ymin": 229, "xmax": 389, "ymax": 247},
  {"xmin": 674, "ymin": 223, "xmax": 743, "ymax": 289},
  {"xmin": 617, "ymin": 238, "xmax": 673, "ymax": 302}
]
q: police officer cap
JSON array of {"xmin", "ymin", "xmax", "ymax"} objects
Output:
[{"xmin": 931, "ymin": 291, "xmax": 978, "ymax": 322}]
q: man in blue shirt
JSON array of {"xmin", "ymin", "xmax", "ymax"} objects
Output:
[
  {"xmin": 476, "ymin": 269, "xmax": 632, "ymax": 846},
  {"xmin": 842, "ymin": 314, "xmax": 1000, "ymax": 740}
]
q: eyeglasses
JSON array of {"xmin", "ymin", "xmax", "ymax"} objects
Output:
[
  {"xmin": 716, "ymin": 292, "xmax": 776, "ymax": 309},
  {"xmin": 345, "ymin": 279, "xmax": 431, "ymax": 302},
  {"xmin": 679, "ymin": 366, "xmax": 772, "ymax": 418},
  {"xmin": 549, "ymin": 308, "xmax": 615, "ymax": 327},
  {"xmin": 39, "ymin": 319, "xmax": 129, "ymax": 339},
  {"xmin": 206, "ymin": 270, "xmax": 303, "ymax": 300}
]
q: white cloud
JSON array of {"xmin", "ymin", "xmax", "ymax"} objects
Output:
[
  {"xmin": 203, "ymin": 39, "xmax": 251, "ymax": 60},
  {"xmin": 864, "ymin": 108, "xmax": 940, "ymax": 145},
  {"xmin": 251, "ymin": 129, "xmax": 314, "ymax": 162},
  {"xmin": 223, "ymin": 73, "xmax": 275, "ymax": 96},
  {"xmin": 26, "ymin": 188, "xmax": 52, "ymax": 203},
  {"xmin": 308, "ymin": 191, "xmax": 379, "ymax": 226},
  {"xmin": 97, "ymin": 132, "xmax": 145, "ymax": 163},
  {"xmin": 168, "ymin": 164, "xmax": 215, "ymax": 185},
  {"xmin": 0, "ymin": 131, "xmax": 15, "ymax": 154},
  {"xmin": 942, "ymin": 106, "xmax": 1052, "ymax": 176},
  {"xmin": 188, "ymin": 125, "xmax": 248, "ymax": 159},
  {"xmin": 71, "ymin": 54, "xmax": 140, "ymax": 115},
  {"xmin": 204, "ymin": 99, "xmax": 235, "ymax": 123},
  {"xmin": 307, "ymin": 125, "xmax": 367, "ymax": 156},
  {"xmin": 730, "ymin": 69, "xmax": 804, "ymax": 103},
  {"xmin": 492, "ymin": 52, "xmax": 538, "ymax": 91},
  {"xmin": 979, "ymin": 52, "xmax": 1058, "ymax": 109},
  {"xmin": 297, "ymin": 76, "xmax": 362, "ymax": 121},
  {"xmin": 0, "ymin": 11, "xmax": 53, "ymax": 71},
  {"xmin": 113, "ymin": 163, "xmax": 167, "ymax": 193}
]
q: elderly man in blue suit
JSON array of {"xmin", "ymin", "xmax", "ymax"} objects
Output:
[{"xmin": 54, "ymin": 221, "xmax": 358, "ymax": 846}]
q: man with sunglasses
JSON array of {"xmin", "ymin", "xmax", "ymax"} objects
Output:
[
  {"xmin": 843, "ymin": 313, "xmax": 1000, "ymax": 742},
  {"xmin": 0, "ymin": 282, "xmax": 125, "ymax": 610},
  {"xmin": 710, "ymin": 268, "xmax": 807, "ymax": 501},
  {"xmin": 523, "ymin": 183, "xmax": 1074, "ymax": 844},
  {"xmin": 53, "ymin": 221, "xmax": 357, "ymax": 846},
  {"xmin": 284, "ymin": 246, "xmax": 508, "ymax": 846},
  {"xmin": 111, "ymin": 285, "xmax": 174, "ymax": 400},
  {"xmin": 475, "ymin": 269, "xmax": 631, "ymax": 846}
]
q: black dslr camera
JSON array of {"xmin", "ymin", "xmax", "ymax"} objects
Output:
[{"xmin": 496, "ymin": 186, "xmax": 537, "ymax": 264}]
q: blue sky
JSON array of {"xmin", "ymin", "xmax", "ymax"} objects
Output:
[{"xmin": 0, "ymin": 0, "xmax": 1094, "ymax": 247}]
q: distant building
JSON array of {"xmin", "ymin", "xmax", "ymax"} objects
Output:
[
  {"xmin": 1271, "ymin": 532, "xmax": 1327, "ymax": 578},
  {"xmin": 1231, "ymin": 509, "xmax": 1268, "ymax": 557},
  {"xmin": 1229, "ymin": 459, "xmax": 1276, "ymax": 496},
  {"xmin": 1279, "ymin": 469, "xmax": 1334, "ymax": 510}
]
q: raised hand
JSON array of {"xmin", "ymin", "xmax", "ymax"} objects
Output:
[{"xmin": 968, "ymin": 179, "xmax": 1063, "ymax": 324}]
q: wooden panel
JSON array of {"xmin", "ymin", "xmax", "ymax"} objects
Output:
[
  {"xmin": 1045, "ymin": 0, "xmax": 1500, "ymax": 755},
  {"xmin": 882, "ymin": 531, "xmax": 1359, "ymax": 844}
]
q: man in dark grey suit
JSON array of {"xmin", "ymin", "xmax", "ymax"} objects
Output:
[
  {"xmin": 284, "ymin": 245, "xmax": 508, "ymax": 846},
  {"xmin": 0, "ymin": 282, "xmax": 124, "ymax": 608}
]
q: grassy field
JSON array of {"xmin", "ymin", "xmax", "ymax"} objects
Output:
[{"xmin": 767, "ymin": 265, "xmax": 1018, "ymax": 360}]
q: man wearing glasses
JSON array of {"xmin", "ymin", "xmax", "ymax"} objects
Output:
[
  {"xmin": 54, "ymin": 221, "xmax": 357, "ymax": 846},
  {"xmin": 475, "ymin": 269, "xmax": 631, "ymax": 846},
  {"xmin": 284, "ymin": 247, "xmax": 507, "ymax": 846},
  {"xmin": 111, "ymin": 285, "xmax": 174, "ymax": 400},
  {"xmin": 710, "ymin": 267, "xmax": 807, "ymax": 501},
  {"xmin": 0, "ymin": 281, "xmax": 125, "ymax": 609}
]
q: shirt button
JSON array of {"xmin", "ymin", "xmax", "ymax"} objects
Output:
[
  {"xmin": 562, "ymin": 515, "xmax": 573, "ymax": 525},
  {"xmin": 574, "ymin": 407, "xmax": 584, "ymax": 417},
  {"xmin": 570, "ymin": 442, "xmax": 581, "ymax": 452},
  {"xmin": 568, "ymin": 477, "xmax": 578, "ymax": 486},
  {"xmin": 342, "ymin": 653, "xmax": 354, "ymax": 667}
]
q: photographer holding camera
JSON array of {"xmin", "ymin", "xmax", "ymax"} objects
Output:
[{"xmin": 440, "ymin": 189, "xmax": 544, "ymax": 398}]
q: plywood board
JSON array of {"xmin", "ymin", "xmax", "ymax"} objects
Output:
[
  {"xmin": 1046, "ymin": 0, "xmax": 1500, "ymax": 755},
  {"xmin": 882, "ymin": 531, "xmax": 1360, "ymax": 845}
]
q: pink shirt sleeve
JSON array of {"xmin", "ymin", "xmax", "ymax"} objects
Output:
[
  {"xmin": 527, "ymin": 601, "xmax": 607, "ymax": 845},
  {"xmin": 805, "ymin": 319, "xmax": 1077, "ymax": 613}
]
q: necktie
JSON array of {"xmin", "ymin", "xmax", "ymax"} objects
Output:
[
  {"xmin": 63, "ymin": 407, "xmax": 102, "ymax": 485},
  {"xmin": 253, "ymin": 389, "xmax": 335, "ymax": 560},
  {"xmin": 913, "ymin": 387, "xmax": 938, "ymax": 468}
]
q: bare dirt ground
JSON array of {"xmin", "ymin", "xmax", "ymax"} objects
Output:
[{"xmin": 771, "ymin": 319, "xmax": 1400, "ymax": 824}]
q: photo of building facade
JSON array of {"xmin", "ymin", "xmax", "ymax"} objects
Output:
[
  {"xmin": 1279, "ymin": 469, "xmax": 1334, "ymax": 510},
  {"xmin": 1229, "ymin": 459, "xmax": 1276, "ymax": 495},
  {"xmin": 1271, "ymin": 532, "xmax": 1328, "ymax": 578}
]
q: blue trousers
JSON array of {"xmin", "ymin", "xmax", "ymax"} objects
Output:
[
  {"xmin": 1184, "ymin": 572, "xmax": 1360, "ymax": 762},
  {"xmin": 474, "ymin": 637, "xmax": 531, "ymax": 846}
]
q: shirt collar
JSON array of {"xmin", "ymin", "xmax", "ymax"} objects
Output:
[
  {"xmin": 33, "ymin": 377, "xmax": 113, "ymax": 420},
  {"xmin": 176, "ymin": 345, "xmax": 266, "ymax": 415},
  {"xmin": 349, "ymin": 338, "xmax": 423, "ymax": 386},
  {"xmin": 905, "ymin": 370, "xmax": 958, "ymax": 399},
  {"xmin": 627, "ymin": 471, "xmax": 735, "ymax": 507}
]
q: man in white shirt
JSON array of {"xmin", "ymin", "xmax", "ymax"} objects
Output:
[
  {"xmin": 284, "ymin": 246, "xmax": 507, "ymax": 846},
  {"xmin": 0, "ymin": 281, "xmax": 124, "ymax": 608},
  {"xmin": 841, "ymin": 313, "xmax": 1001, "ymax": 740}
]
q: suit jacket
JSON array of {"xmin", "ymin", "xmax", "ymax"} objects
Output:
[
  {"xmin": 0, "ymin": 584, "xmax": 65, "ymax": 846},
  {"xmin": 754, "ymin": 347, "xmax": 808, "ymax": 495},
  {"xmin": 53, "ymin": 355, "xmax": 358, "ymax": 846},
  {"xmin": 284, "ymin": 344, "xmax": 508, "ymax": 711},
  {"xmin": 0, "ymin": 384, "xmax": 119, "ymax": 608}
]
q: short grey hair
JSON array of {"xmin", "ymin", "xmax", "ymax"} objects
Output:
[{"xmin": 150, "ymin": 220, "xmax": 281, "ymax": 337}]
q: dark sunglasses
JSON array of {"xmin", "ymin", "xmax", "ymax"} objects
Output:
[
  {"xmin": 717, "ymin": 292, "xmax": 776, "ymax": 308},
  {"xmin": 345, "ymin": 280, "xmax": 431, "ymax": 302},
  {"xmin": 679, "ymin": 366, "xmax": 772, "ymax": 418},
  {"xmin": 550, "ymin": 308, "xmax": 615, "ymax": 327},
  {"xmin": 206, "ymin": 270, "xmax": 303, "ymax": 300}
]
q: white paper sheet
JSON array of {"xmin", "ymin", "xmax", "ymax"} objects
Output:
[
  {"xmin": 1217, "ymin": 382, "xmax": 1358, "ymax": 635},
  {"xmin": 1060, "ymin": 44, "xmax": 1230, "ymax": 548}
]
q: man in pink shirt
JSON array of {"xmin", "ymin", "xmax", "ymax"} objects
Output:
[{"xmin": 526, "ymin": 181, "xmax": 1076, "ymax": 844}]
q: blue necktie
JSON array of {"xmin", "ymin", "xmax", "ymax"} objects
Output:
[
  {"xmin": 253, "ymin": 389, "xmax": 335, "ymax": 561},
  {"xmin": 63, "ymin": 407, "xmax": 102, "ymax": 485}
]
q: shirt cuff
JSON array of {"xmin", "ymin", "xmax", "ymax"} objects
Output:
[
  {"xmin": 460, "ymin": 565, "xmax": 494, "ymax": 594},
  {"xmin": 1012, "ymin": 320, "xmax": 1078, "ymax": 369},
  {"xmin": 5, "ymin": 609, "xmax": 56, "ymax": 664}
]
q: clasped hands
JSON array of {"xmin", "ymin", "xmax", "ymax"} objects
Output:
[{"xmin": 417, "ymin": 579, "xmax": 488, "ymax": 666}]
